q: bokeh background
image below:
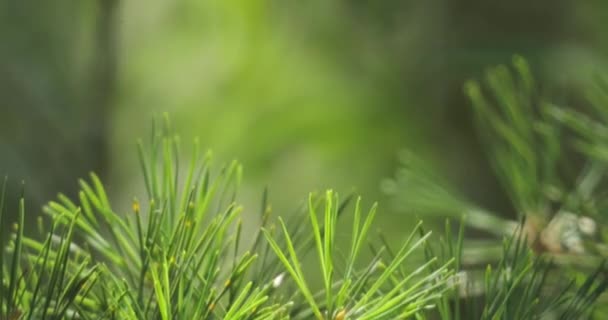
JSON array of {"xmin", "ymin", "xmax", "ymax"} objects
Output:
[{"xmin": 2, "ymin": 0, "xmax": 608, "ymax": 239}]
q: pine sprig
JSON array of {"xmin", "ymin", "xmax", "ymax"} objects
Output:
[
  {"xmin": 386, "ymin": 56, "xmax": 608, "ymax": 319},
  {"xmin": 264, "ymin": 191, "xmax": 453, "ymax": 320},
  {"xmin": 42, "ymin": 116, "xmax": 282, "ymax": 319},
  {"xmin": 0, "ymin": 184, "xmax": 100, "ymax": 319},
  {"xmin": 421, "ymin": 219, "xmax": 608, "ymax": 320}
]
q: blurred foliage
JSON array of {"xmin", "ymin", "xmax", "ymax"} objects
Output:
[
  {"xmin": 109, "ymin": 0, "xmax": 608, "ymax": 221},
  {"xmin": 111, "ymin": 0, "xmax": 415, "ymax": 213},
  {"xmin": 2, "ymin": 0, "xmax": 608, "ymax": 238}
]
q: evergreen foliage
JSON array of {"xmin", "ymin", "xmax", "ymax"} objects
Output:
[{"xmin": 2, "ymin": 57, "xmax": 608, "ymax": 318}]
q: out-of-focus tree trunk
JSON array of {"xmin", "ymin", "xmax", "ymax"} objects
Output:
[
  {"xmin": 0, "ymin": 0, "xmax": 118, "ymax": 231},
  {"xmin": 86, "ymin": 0, "xmax": 119, "ymax": 181}
]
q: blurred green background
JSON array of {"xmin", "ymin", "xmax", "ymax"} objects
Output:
[{"xmin": 2, "ymin": 0, "xmax": 608, "ymax": 238}]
